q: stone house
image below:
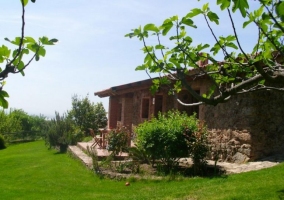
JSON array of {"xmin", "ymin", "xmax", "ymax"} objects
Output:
[{"xmin": 95, "ymin": 63, "xmax": 284, "ymax": 163}]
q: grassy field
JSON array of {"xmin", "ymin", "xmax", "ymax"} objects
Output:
[{"xmin": 0, "ymin": 141, "xmax": 284, "ymax": 200}]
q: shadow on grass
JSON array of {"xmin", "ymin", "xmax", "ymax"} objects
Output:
[
  {"xmin": 277, "ymin": 189, "xmax": 284, "ymax": 200},
  {"xmin": 53, "ymin": 151, "xmax": 67, "ymax": 155},
  {"xmin": 9, "ymin": 139, "xmax": 37, "ymax": 145}
]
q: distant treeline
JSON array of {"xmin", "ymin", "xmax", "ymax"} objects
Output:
[{"xmin": 0, "ymin": 109, "xmax": 48, "ymax": 143}]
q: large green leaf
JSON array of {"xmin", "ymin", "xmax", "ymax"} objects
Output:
[
  {"xmin": 232, "ymin": 0, "xmax": 249, "ymax": 17},
  {"xmin": 24, "ymin": 37, "xmax": 36, "ymax": 44},
  {"xmin": 0, "ymin": 91, "xmax": 9, "ymax": 109},
  {"xmin": 0, "ymin": 90, "xmax": 9, "ymax": 98},
  {"xmin": 226, "ymin": 42, "xmax": 238, "ymax": 50},
  {"xmin": 275, "ymin": 1, "xmax": 284, "ymax": 21},
  {"xmin": 143, "ymin": 24, "xmax": 159, "ymax": 32},
  {"xmin": 202, "ymin": 3, "xmax": 209, "ymax": 12},
  {"xmin": 0, "ymin": 45, "xmax": 11, "ymax": 58},
  {"xmin": 181, "ymin": 17, "xmax": 197, "ymax": 28},
  {"xmin": 186, "ymin": 8, "xmax": 203, "ymax": 18},
  {"xmin": 38, "ymin": 47, "xmax": 46, "ymax": 57},
  {"xmin": 160, "ymin": 22, "xmax": 173, "ymax": 36},
  {"xmin": 207, "ymin": 11, "xmax": 219, "ymax": 25},
  {"xmin": 155, "ymin": 44, "xmax": 166, "ymax": 50},
  {"xmin": 217, "ymin": 0, "xmax": 231, "ymax": 10}
]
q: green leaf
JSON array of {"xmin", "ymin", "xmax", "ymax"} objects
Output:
[
  {"xmin": 169, "ymin": 57, "xmax": 181, "ymax": 69},
  {"xmin": 181, "ymin": 17, "xmax": 197, "ymax": 28},
  {"xmin": 38, "ymin": 47, "xmax": 46, "ymax": 57},
  {"xmin": 22, "ymin": 48, "xmax": 29, "ymax": 54},
  {"xmin": 24, "ymin": 37, "xmax": 36, "ymax": 43},
  {"xmin": 207, "ymin": 11, "xmax": 219, "ymax": 25},
  {"xmin": 276, "ymin": 1, "xmax": 284, "ymax": 21},
  {"xmin": 27, "ymin": 43, "xmax": 39, "ymax": 53},
  {"xmin": 160, "ymin": 22, "xmax": 173, "ymax": 36},
  {"xmin": 217, "ymin": 0, "xmax": 231, "ymax": 10},
  {"xmin": 39, "ymin": 36, "xmax": 55, "ymax": 45},
  {"xmin": 48, "ymin": 38, "xmax": 58, "ymax": 44},
  {"xmin": 210, "ymin": 44, "xmax": 221, "ymax": 56},
  {"xmin": 196, "ymin": 44, "xmax": 210, "ymax": 51},
  {"xmin": 186, "ymin": 8, "xmax": 203, "ymax": 18},
  {"xmin": 232, "ymin": 0, "xmax": 249, "ymax": 17},
  {"xmin": 16, "ymin": 60, "xmax": 25, "ymax": 76},
  {"xmin": 144, "ymin": 53, "xmax": 153, "ymax": 65},
  {"xmin": 11, "ymin": 37, "xmax": 22, "ymax": 45},
  {"xmin": 21, "ymin": 0, "xmax": 28, "ymax": 6},
  {"xmin": 0, "ymin": 91, "xmax": 9, "ymax": 109},
  {"xmin": 202, "ymin": 3, "xmax": 209, "ymax": 12},
  {"xmin": 226, "ymin": 42, "xmax": 238, "ymax": 49},
  {"xmin": 170, "ymin": 15, "xmax": 178, "ymax": 21},
  {"xmin": 184, "ymin": 36, "xmax": 193, "ymax": 43},
  {"xmin": 155, "ymin": 44, "xmax": 165, "ymax": 50},
  {"xmin": 31, "ymin": 0, "xmax": 36, "ymax": 2},
  {"xmin": 143, "ymin": 24, "xmax": 159, "ymax": 32},
  {"xmin": 141, "ymin": 46, "xmax": 153, "ymax": 53},
  {"xmin": 0, "ymin": 90, "xmax": 9, "ymax": 98},
  {"xmin": 0, "ymin": 45, "xmax": 11, "ymax": 58},
  {"xmin": 135, "ymin": 65, "xmax": 147, "ymax": 71},
  {"xmin": 226, "ymin": 35, "xmax": 236, "ymax": 42},
  {"xmin": 243, "ymin": 19, "xmax": 252, "ymax": 28}
]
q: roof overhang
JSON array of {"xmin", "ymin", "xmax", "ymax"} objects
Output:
[{"xmin": 94, "ymin": 78, "xmax": 154, "ymax": 98}]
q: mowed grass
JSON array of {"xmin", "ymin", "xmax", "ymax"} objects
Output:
[{"xmin": 0, "ymin": 141, "xmax": 284, "ymax": 200}]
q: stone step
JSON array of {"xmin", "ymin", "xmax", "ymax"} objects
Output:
[{"xmin": 68, "ymin": 145, "xmax": 93, "ymax": 169}]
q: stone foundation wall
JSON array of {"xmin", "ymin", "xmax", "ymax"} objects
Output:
[
  {"xmin": 207, "ymin": 129, "xmax": 252, "ymax": 163},
  {"xmin": 204, "ymin": 90, "xmax": 284, "ymax": 163}
]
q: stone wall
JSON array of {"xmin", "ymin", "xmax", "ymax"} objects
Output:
[{"xmin": 204, "ymin": 90, "xmax": 284, "ymax": 163}]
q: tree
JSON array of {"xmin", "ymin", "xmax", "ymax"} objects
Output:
[
  {"xmin": 68, "ymin": 94, "xmax": 107, "ymax": 133},
  {"xmin": 126, "ymin": 0, "xmax": 284, "ymax": 106},
  {"xmin": 0, "ymin": 0, "xmax": 57, "ymax": 108}
]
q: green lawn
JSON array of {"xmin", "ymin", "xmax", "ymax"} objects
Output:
[{"xmin": 0, "ymin": 141, "xmax": 284, "ymax": 200}]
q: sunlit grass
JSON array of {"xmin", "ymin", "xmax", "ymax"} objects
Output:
[{"xmin": 0, "ymin": 141, "xmax": 283, "ymax": 199}]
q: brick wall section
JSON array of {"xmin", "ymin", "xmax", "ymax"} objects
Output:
[
  {"xmin": 121, "ymin": 95, "xmax": 134, "ymax": 131},
  {"xmin": 108, "ymin": 96, "xmax": 119, "ymax": 129}
]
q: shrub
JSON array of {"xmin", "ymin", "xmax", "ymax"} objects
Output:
[
  {"xmin": 106, "ymin": 126, "xmax": 130, "ymax": 156},
  {"xmin": 135, "ymin": 110, "xmax": 208, "ymax": 171},
  {"xmin": 0, "ymin": 134, "xmax": 6, "ymax": 149},
  {"xmin": 45, "ymin": 112, "xmax": 83, "ymax": 153}
]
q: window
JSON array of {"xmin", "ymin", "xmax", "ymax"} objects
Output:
[
  {"xmin": 141, "ymin": 98, "xmax": 149, "ymax": 118},
  {"xmin": 154, "ymin": 95, "xmax": 163, "ymax": 117}
]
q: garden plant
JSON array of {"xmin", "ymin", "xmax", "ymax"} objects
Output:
[{"xmin": 134, "ymin": 110, "xmax": 208, "ymax": 174}]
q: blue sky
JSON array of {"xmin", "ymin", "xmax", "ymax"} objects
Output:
[{"xmin": 0, "ymin": 0, "xmax": 259, "ymax": 117}]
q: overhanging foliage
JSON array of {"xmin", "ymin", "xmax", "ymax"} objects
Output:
[{"xmin": 126, "ymin": 0, "xmax": 284, "ymax": 106}]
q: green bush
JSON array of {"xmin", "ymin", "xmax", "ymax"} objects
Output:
[
  {"xmin": 0, "ymin": 134, "xmax": 6, "ymax": 149},
  {"xmin": 106, "ymin": 126, "xmax": 130, "ymax": 156},
  {"xmin": 135, "ymin": 110, "xmax": 208, "ymax": 171},
  {"xmin": 45, "ymin": 112, "xmax": 83, "ymax": 153}
]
